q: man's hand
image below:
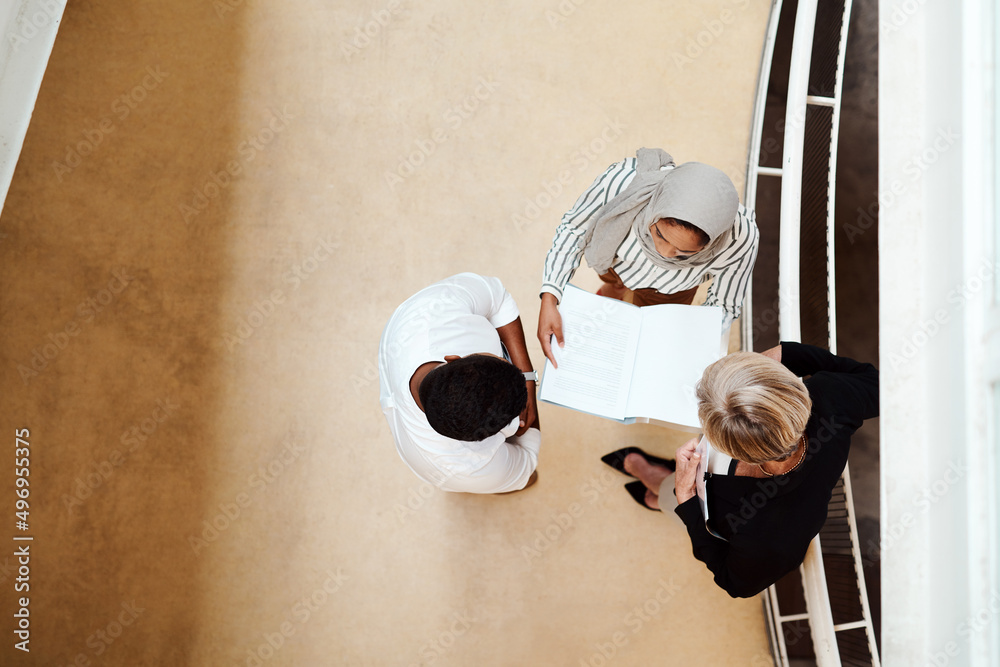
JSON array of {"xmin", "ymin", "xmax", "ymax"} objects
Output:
[
  {"xmin": 495, "ymin": 316, "xmax": 541, "ymax": 435},
  {"xmin": 674, "ymin": 437, "xmax": 701, "ymax": 504},
  {"xmin": 537, "ymin": 293, "xmax": 564, "ymax": 367},
  {"xmin": 517, "ymin": 382, "xmax": 539, "ymax": 436}
]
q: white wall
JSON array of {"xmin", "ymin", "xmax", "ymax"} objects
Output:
[
  {"xmin": 0, "ymin": 0, "xmax": 66, "ymax": 218},
  {"xmin": 880, "ymin": 0, "xmax": 1000, "ymax": 664}
]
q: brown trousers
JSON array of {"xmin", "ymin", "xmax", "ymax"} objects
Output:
[{"xmin": 597, "ymin": 267, "xmax": 699, "ymax": 307}]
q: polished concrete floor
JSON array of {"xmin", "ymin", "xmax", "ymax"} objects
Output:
[{"xmin": 1, "ymin": 1, "xmax": 773, "ymax": 664}]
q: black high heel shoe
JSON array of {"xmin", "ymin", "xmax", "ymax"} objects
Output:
[
  {"xmin": 624, "ymin": 481, "xmax": 659, "ymax": 511},
  {"xmin": 601, "ymin": 447, "xmax": 676, "ymax": 477}
]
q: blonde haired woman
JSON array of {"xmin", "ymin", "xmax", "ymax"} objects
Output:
[{"xmin": 601, "ymin": 342, "xmax": 879, "ymax": 598}]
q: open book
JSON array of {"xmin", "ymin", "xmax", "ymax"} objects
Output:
[{"xmin": 538, "ymin": 284, "xmax": 723, "ymax": 428}]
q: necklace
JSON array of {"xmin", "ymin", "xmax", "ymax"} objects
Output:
[{"xmin": 758, "ymin": 435, "xmax": 807, "ymax": 477}]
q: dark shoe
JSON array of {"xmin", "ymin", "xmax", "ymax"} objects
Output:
[
  {"xmin": 601, "ymin": 447, "xmax": 676, "ymax": 478},
  {"xmin": 624, "ymin": 481, "xmax": 659, "ymax": 511}
]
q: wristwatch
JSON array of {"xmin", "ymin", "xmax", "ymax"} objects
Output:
[{"xmin": 522, "ymin": 371, "xmax": 538, "ymax": 382}]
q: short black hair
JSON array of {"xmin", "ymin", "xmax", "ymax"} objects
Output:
[
  {"xmin": 419, "ymin": 355, "xmax": 527, "ymax": 441},
  {"xmin": 669, "ymin": 218, "xmax": 711, "ymax": 247}
]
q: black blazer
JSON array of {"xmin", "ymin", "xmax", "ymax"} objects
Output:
[{"xmin": 674, "ymin": 342, "xmax": 879, "ymax": 598}]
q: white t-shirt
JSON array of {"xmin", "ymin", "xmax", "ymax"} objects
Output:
[{"xmin": 378, "ymin": 273, "xmax": 541, "ymax": 493}]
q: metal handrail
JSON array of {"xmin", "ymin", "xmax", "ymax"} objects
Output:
[{"xmin": 743, "ymin": 0, "xmax": 879, "ymax": 664}]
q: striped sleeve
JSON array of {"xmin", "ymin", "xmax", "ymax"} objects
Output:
[
  {"xmin": 702, "ymin": 205, "xmax": 760, "ymax": 329},
  {"xmin": 539, "ymin": 159, "xmax": 637, "ymax": 301}
]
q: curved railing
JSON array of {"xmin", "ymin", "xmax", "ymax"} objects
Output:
[{"xmin": 743, "ymin": 1, "xmax": 879, "ymax": 665}]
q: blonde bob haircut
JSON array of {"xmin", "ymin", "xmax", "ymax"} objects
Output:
[{"xmin": 695, "ymin": 352, "xmax": 812, "ymax": 464}]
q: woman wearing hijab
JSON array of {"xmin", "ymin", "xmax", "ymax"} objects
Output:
[{"xmin": 537, "ymin": 148, "xmax": 759, "ymax": 366}]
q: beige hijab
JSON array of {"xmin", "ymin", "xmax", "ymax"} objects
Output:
[{"xmin": 581, "ymin": 148, "xmax": 740, "ymax": 273}]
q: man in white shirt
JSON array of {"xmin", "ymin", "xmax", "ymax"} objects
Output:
[{"xmin": 378, "ymin": 273, "xmax": 541, "ymax": 493}]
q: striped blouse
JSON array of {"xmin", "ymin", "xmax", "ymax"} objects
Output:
[{"xmin": 540, "ymin": 158, "xmax": 759, "ymax": 329}]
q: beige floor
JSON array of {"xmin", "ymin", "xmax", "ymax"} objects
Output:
[{"xmin": 1, "ymin": 1, "xmax": 772, "ymax": 664}]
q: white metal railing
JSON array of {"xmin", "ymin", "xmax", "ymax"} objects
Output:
[
  {"xmin": 836, "ymin": 465, "xmax": 880, "ymax": 651},
  {"xmin": 740, "ymin": 0, "xmax": 785, "ymax": 350},
  {"xmin": 776, "ymin": 0, "xmax": 815, "ymax": 345},
  {"xmin": 743, "ymin": 1, "xmax": 878, "ymax": 665}
]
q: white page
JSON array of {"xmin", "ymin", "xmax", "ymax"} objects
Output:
[
  {"xmin": 539, "ymin": 285, "xmax": 641, "ymax": 420},
  {"xmin": 624, "ymin": 304, "xmax": 723, "ymax": 426}
]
